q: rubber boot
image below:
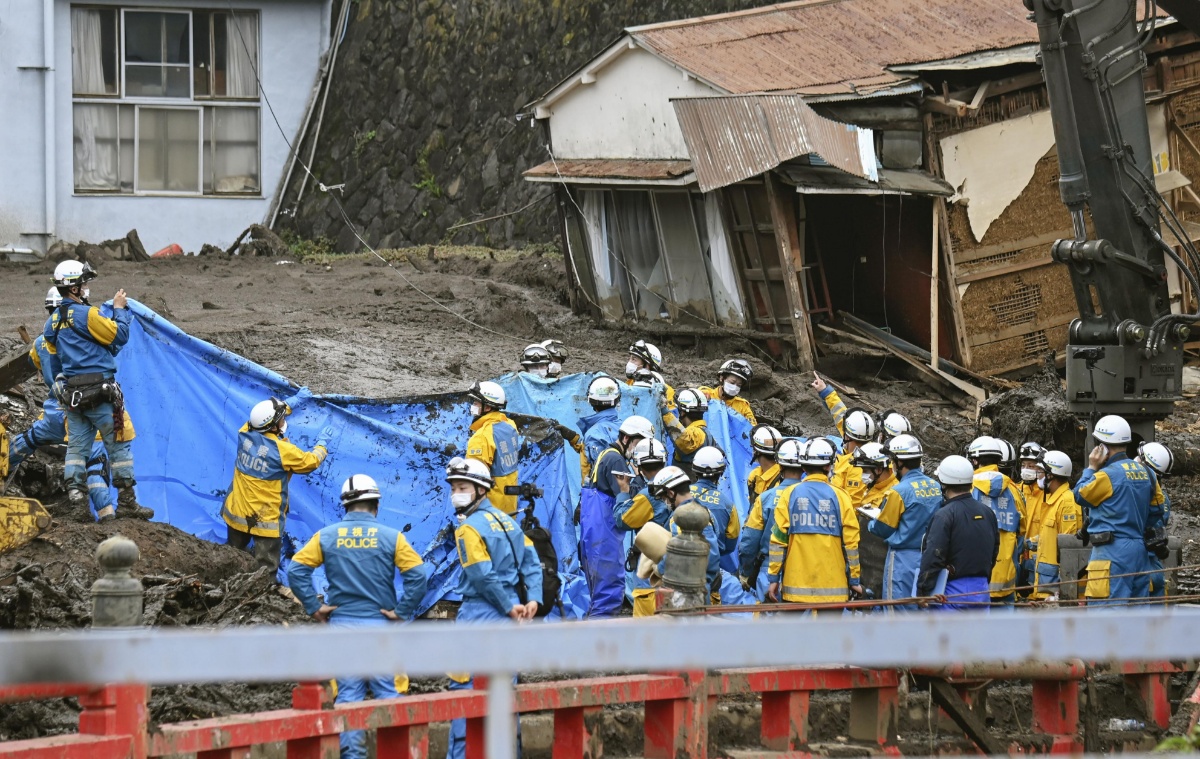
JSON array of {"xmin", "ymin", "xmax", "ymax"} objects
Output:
[
  {"xmin": 96, "ymin": 505, "xmax": 116, "ymax": 524},
  {"xmin": 68, "ymin": 488, "xmax": 94, "ymax": 523},
  {"xmin": 116, "ymin": 487, "xmax": 154, "ymax": 520}
]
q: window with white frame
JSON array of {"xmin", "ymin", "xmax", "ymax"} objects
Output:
[{"xmin": 71, "ymin": 6, "xmax": 261, "ymax": 196}]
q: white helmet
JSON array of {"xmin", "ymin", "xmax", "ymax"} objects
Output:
[
  {"xmin": 630, "ymin": 438, "xmax": 668, "ymax": 468},
  {"xmin": 751, "ymin": 424, "xmax": 783, "ymax": 456},
  {"xmin": 1093, "ymin": 415, "xmax": 1132, "ymax": 445},
  {"xmin": 799, "ymin": 437, "xmax": 837, "ymax": 467},
  {"xmin": 341, "ymin": 474, "xmax": 382, "ymax": 506},
  {"xmin": 520, "ymin": 343, "xmax": 551, "ymax": 368},
  {"xmin": 885, "ymin": 434, "xmax": 923, "ymax": 461},
  {"xmin": 997, "ymin": 439, "xmax": 1017, "ymax": 467},
  {"xmin": 1139, "ymin": 442, "xmax": 1173, "ymax": 476},
  {"xmin": 631, "ymin": 368, "xmax": 662, "ymax": 388},
  {"xmin": 933, "ymin": 455, "xmax": 974, "ymax": 486},
  {"xmin": 881, "ymin": 411, "xmax": 911, "ymax": 439},
  {"xmin": 587, "ymin": 376, "xmax": 621, "ymax": 406},
  {"xmin": 676, "ymin": 388, "xmax": 709, "ymax": 415},
  {"xmin": 467, "ymin": 380, "xmax": 506, "ymax": 409},
  {"xmin": 44, "ymin": 287, "xmax": 62, "ymax": 310},
  {"xmin": 618, "ymin": 415, "xmax": 654, "ymax": 441},
  {"xmin": 249, "ymin": 398, "xmax": 289, "ymax": 431},
  {"xmin": 852, "ymin": 441, "xmax": 890, "ymax": 469},
  {"xmin": 540, "ymin": 339, "xmax": 567, "ymax": 363},
  {"xmin": 844, "ymin": 409, "xmax": 877, "ymax": 443},
  {"xmin": 628, "ymin": 340, "xmax": 663, "ymax": 372},
  {"xmin": 52, "ymin": 260, "xmax": 96, "ymax": 288},
  {"xmin": 692, "ymin": 446, "xmax": 726, "ymax": 479},
  {"xmin": 1019, "ymin": 441, "xmax": 1045, "ymax": 461},
  {"xmin": 651, "ymin": 465, "xmax": 691, "ymax": 495},
  {"xmin": 967, "ymin": 435, "xmax": 1002, "ymax": 459},
  {"xmin": 445, "ymin": 456, "xmax": 494, "ymax": 489},
  {"xmin": 775, "ymin": 438, "xmax": 806, "ymax": 468},
  {"xmin": 1039, "ymin": 450, "xmax": 1073, "ymax": 479},
  {"xmin": 719, "ymin": 358, "xmax": 753, "ymax": 386}
]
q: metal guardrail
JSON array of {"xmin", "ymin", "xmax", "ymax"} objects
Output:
[{"xmin": 0, "ymin": 609, "xmax": 1196, "ymax": 758}]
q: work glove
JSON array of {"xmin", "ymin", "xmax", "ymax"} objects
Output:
[
  {"xmin": 315, "ymin": 425, "xmax": 336, "ymax": 450},
  {"xmin": 53, "ymin": 374, "xmax": 68, "ymax": 404}
]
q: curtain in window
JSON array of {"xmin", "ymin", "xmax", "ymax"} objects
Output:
[
  {"xmin": 226, "ymin": 13, "xmax": 258, "ymax": 98},
  {"xmin": 72, "ymin": 9, "xmax": 118, "ymax": 189},
  {"xmin": 612, "ymin": 191, "xmax": 668, "ymax": 319},
  {"xmin": 210, "ymin": 13, "xmax": 259, "ymax": 192},
  {"xmin": 704, "ymin": 193, "xmax": 747, "ymax": 325}
]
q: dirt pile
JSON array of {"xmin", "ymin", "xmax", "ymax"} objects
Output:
[{"xmin": 980, "ymin": 357, "xmax": 1084, "ymax": 455}]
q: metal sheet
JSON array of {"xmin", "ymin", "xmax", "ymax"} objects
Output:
[
  {"xmin": 783, "ymin": 166, "xmax": 954, "ymax": 196},
  {"xmin": 523, "ymin": 158, "xmax": 694, "ymax": 184},
  {"xmin": 889, "ymin": 44, "xmax": 1038, "ymax": 73},
  {"xmin": 0, "ymin": 609, "xmax": 1199, "ymax": 686},
  {"xmin": 629, "ymin": 0, "xmax": 1037, "ymax": 96},
  {"xmin": 672, "ymin": 94, "xmax": 864, "ymax": 192}
]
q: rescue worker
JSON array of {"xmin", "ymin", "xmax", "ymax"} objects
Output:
[
  {"xmin": 747, "ymin": 424, "xmax": 783, "ymax": 501},
  {"xmin": 287, "ymin": 474, "xmax": 429, "ymax": 759},
  {"xmin": 616, "ymin": 437, "xmax": 671, "ymax": 616},
  {"xmin": 519, "ymin": 343, "xmax": 552, "ymax": 378},
  {"xmin": 692, "ymin": 446, "xmax": 740, "ymax": 574},
  {"xmin": 655, "ymin": 466, "xmax": 720, "ymax": 596},
  {"xmin": 579, "ymin": 376, "xmax": 621, "ymax": 466},
  {"xmin": 863, "ymin": 434, "xmax": 941, "ymax": 606},
  {"xmin": 879, "ymin": 410, "xmax": 912, "ymax": 443},
  {"xmin": 700, "ymin": 359, "xmax": 757, "ymax": 425},
  {"xmin": 1074, "ymin": 415, "xmax": 1154, "ymax": 606},
  {"xmin": 540, "ymin": 339, "xmax": 568, "ymax": 378},
  {"xmin": 740, "ymin": 438, "xmax": 806, "ymax": 600},
  {"xmin": 767, "ymin": 438, "xmax": 862, "ymax": 608},
  {"xmin": 672, "ymin": 389, "xmax": 714, "ymax": 479},
  {"xmin": 853, "ymin": 442, "xmax": 898, "ymax": 507},
  {"xmin": 809, "ymin": 372, "xmax": 874, "ymax": 506},
  {"xmin": 12, "ymin": 287, "xmax": 117, "ymax": 522},
  {"xmin": 625, "ymin": 340, "xmax": 683, "ymax": 437},
  {"xmin": 997, "ymin": 439, "xmax": 1019, "ymax": 481},
  {"xmin": 580, "ymin": 415, "xmax": 653, "ymax": 617},
  {"xmin": 465, "ymin": 380, "xmax": 520, "ymax": 515},
  {"xmin": 223, "ymin": 398, "xmax": 331, "ymax": 573},
  {"xmin": 442, "ymin": 457, "xmax": 541, "ymax": 759},
  {"xmin": 917, "ymin": 455, "xmax": 1000, "ymax": 611},
  {"xmin": 1137, "ymin": 442, "xmax": 1173, "ymax": 598},
  {"xmin": 42, "ymin": 261, "xmax": 152, "ymax": 520},
  {"xmin": 1017, "ymin": 441, "xmax": 1047, "ymax": 594},
  {"xmin": 1031, "ymin": 451, "xmax": 1082, "ymax": 598},
  {"xmin": 967, "ymin": 435, "xmax": 1025, "ymax": 605}
]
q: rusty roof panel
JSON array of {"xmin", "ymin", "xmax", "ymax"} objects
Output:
[
  {"xmin": 672, "ymin": 94, "xmax": 863, "ymax": 192},
  {"xmin": 631, "ymin": 0, "xmax": 1036, "ymax": 95},
  {"xmin": 523, "ymin": 159, "xmax": 694, "ymax": 181}
]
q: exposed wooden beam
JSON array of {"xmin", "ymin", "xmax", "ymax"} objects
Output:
[
  {"xmin": 765, "ymin": 174, "xmax": 816, "ymax": 373},
  {"xmin": 0, "ymin": 343, "xmax": 35, "ymax": 393},
  {"xmin": 954, "ymin": 230, "xmax": 1072, "ymax": 265},
  {"xmin": 957, "ymin": 256, "xmax": 1056, "ymax": 283},
  {"xmin": 925, "ymin": 679, "xmax": 1007, "ymax": 756},
  {"xmin": 967, "ymin": 313, "xmax": 1075, "ymax": 348}
]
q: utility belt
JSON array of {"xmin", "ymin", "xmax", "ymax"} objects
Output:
[
  {"xmin": 1144, "ymin": 526, "xmax": 1170, "ymax": 559},
  {"xmin": 1090, "ymin": 531, "xmax": 1114, "ymax": 546},
  {"xmin": 60, "ymin": 373, "xmax": 119, "ymax": 412}
]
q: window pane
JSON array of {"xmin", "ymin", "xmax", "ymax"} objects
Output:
[
  {"xmin": 138, "ymin": 108, "xmax": 199, "ymax": 193},
  {"xmin": 72, "ymin": 8, "xmax": 118, "ymax": 95},
  {"xmin": 166, "ymin": 65, "xmax": 190, "ymax": 97},
  {"xmin": 206, "ymin": 107, "xmax": 259, "ymax": 193},
  {"xmin": 118, "ymin": 106, "xmax": 134, "ymax": 191},
  {"xmin": 73, "ymin": 104, "xmax": 120, "ymax": 190},
  {"xmin": 193, "ymin": 12, "xmax": 211, "ymax": 97},
  {"xmin": 224, "ymin": 13, "xmax": 258, "ymax": 98},
  {"xmin": 125, "ymin": 64, "xmax": 164, "ymax": 97},
  {"xmin": 164, "ymin": 13, "xmax": 190, "ymax": 64},
  {"xmin": 212, "ymin": 16, "xmax": 228, "ymax": 96},
  {"xmin": 125, "ymin": 12, "xmax": 163, "ymax": 63}
]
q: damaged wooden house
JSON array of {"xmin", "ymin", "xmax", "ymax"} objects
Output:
[{"xmin": 523, "ymin": 0, "xmax": 1200, "ymax": 378}]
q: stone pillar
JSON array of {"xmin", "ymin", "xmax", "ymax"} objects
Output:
[
  {"xmin": 660, "ymin": 502, "xmax": 711, "ymax": 610},
  {"xmin": 90, "ymin": 535, "xmax": 143, "ymax": 628}
]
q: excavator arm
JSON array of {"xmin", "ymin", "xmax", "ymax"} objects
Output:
[{"xmin": 1028, "ymin": 0, "xmax": 1200, "ymax": 441}]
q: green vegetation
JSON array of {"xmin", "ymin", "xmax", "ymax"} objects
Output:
[
  {"xmin": 279, "ymin": 230, "xmax": 336, "ymax": 261},
  {"xmin": 352, "ymin": 128, "xmax": 377, "ymax": 158},
  {"xmin": 1157, "ymin": 723, "xmax": 1200, "ymax": 752}
]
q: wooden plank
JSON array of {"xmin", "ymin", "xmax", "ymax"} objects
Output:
[
  {"xmin": 842, "ymin": 319, "xmax": 982, "ymax": 412},
  {"xmin": 731, "ymin": 186, "xmax": 783, "ymax": 330},
  {"xmin": 713, "ymin": 189, "xmax": 757, "ymax": 331},
  {"xmin": 926, "ymin": 679, "xmax": 1007, "ymax": 755},
  {"xmin": 957, "ymin": 255, "xmax": 1055, "ymax": 283},
  {"xmin": 0, "ymin": 343, "xmax": 35, "ymax": 393},
  {"xmin": 765, "ymin": 174, "xmax": 816, "ymax": 373},
  {"xmin": 924, "ymin": 113, "xmax": 973, "ymax": 367},
  {"xmin": 930, "ymin": 202, "xmax": 940, "ymax": 370},
  {"xmin": 967, "ymin": 313, "xmax": 1075, "ymax": 348},
  {"xmin": 954, "ymin": 229, "xmax": 1072, "ymax": 266},
  {"xmin": 740, "ymin": 267, "xmax": 785, "ymax": 282},
  {"xmin": 16, "ymin": 327, "xmax": 32, "ymax": 345}
]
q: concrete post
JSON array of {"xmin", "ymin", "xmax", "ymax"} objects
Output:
[
  {"xmin": 660, "ymin": 502, "xmax": 711, "ymax": 610},
  {"xmin": 90, "ymin": 535, "xmax": 143, "ymax": 628}
]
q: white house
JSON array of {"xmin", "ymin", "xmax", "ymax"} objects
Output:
[{"xmin": 0, "ymin": 0, "xmax": 332, "ymax": 256}]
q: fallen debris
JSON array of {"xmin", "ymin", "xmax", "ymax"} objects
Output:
[{"xmin": 226, "ymin": 224, "xmax": 292, "ymax": 257}]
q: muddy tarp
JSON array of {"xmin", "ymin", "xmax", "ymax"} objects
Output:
[{"xmin": 114, "ymin": 301, "xmax": 582, "ymax": 615}]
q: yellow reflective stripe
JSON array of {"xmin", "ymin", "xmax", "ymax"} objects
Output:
[
  {"xmin": 783, "ymin": 585, "xmax": 847, "ymax": 597},
  {"xmin": 221, "ymin": 503, "xmax": 279, "ymax": 533},
  {"xmin": 989, "ymin": 580, "xmax": 1015, "ymax": 592}
]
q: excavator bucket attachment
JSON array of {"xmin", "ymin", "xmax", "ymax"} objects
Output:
[{"xmin": 0, "ymin": 498, "xmax": 52, "ymax": 554}]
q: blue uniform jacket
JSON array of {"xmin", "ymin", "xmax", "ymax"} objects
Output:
[
  {"xmin": 693, "ymin": 477, "xmax": 738, "ymax": 567},
  {"xmin": 455, "ymin": 504, "xmax": 543, "ymax": 614},
  {"xmin": 738, "ymin": 477, "xmax": 801, "ymax": 577},
  {"xmin": 578, "ymin": 408, "xmax": 620, "ymax": 467},
  {"xmin": 288, "ymin": 511, "xmax": 429, "ymax": 621},
  {"xmin": 1075, "ymin": 453, "xmax": 1153, "ymax": 540},
  {"xmin": 658, "ymin": 506, "xmax": 720, "ymax": 588},
  {"xmin": 867, "ymin": 468, "xmax": 942, "ymax": 550},
  {"xmin": 43, "ymin": 301, "xmax": 131, "ymax": 378}
]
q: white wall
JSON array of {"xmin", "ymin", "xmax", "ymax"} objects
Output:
[
  {"xmin": 0, "ymin": 0, "xmax": 328, "ymax": 255},
  {"xmin": 547, "ymin": 46, "xmax": 720, "ymax": 160}
]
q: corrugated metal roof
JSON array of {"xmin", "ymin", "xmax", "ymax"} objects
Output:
[
  {"xmin": 523, "ymin": 159, "xmax": 695, "ymax": 185},
  {"xmin": 783, "ymin": 165, "xmax": 954, "ymax": 196},
  {"xmin": 629, "ymin": 0, "xmax": 1037, "ymax": 96},
  {"xmin": 672, "ymin": 94, "xmax": 863, "ymax": 192}
]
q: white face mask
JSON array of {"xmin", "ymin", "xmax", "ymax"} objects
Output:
[
  {"xmin": 548, "ymin": 361, "xmax": 561, "ymax": 376},
  {"xmin": 723, "ymin": 380, "xmax": 741, "ymax": 398},
  {"xmin": 625, "ymin": 360, "xmax": 639, "ymax": 378},
  {"xmin": 532, "ymin": 366, "xmax": 548, "ymax": 378},
  {"xmin": 861, "ymin": 472, "xmax": 875, "ymax": 487},
  {"xmin": 81, "ymin": 287, "xmax": 91, "ymax": 301},
  {"xmin": 1037, "ymin": 475, "xmax": 1046, "ymax": 490},
  {"xmin": 278, "ymin": 420, "xmax": 288, "ymax": 436},
  {"xmin": 451, "ymin": 492, "xmax": 475, "ymax": 509},
  {"xmin": 1020, "ymin": 467, "xmax": 1038, "ymax": 483},
  {"xmin": 455, "ymin": 513, "xmax": 467, "ymax": 524},
  {"xmin": 469, "ymin": 402, "xmax": 482, "ymax": 418}
]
